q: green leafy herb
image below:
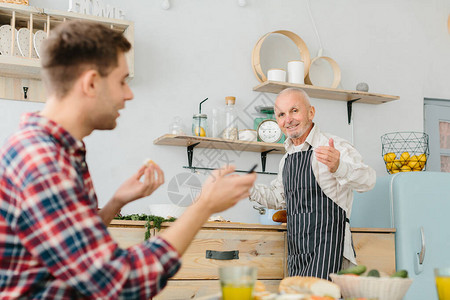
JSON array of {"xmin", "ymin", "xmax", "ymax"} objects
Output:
[{"xmin": 114, "ymin": 213, "xmax": 176, "ymax": 240}]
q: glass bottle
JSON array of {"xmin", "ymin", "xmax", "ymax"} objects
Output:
[
  {"xmin": 211, "ymin": 108, "xmax": 223, "ymax": 138},
  {"xmin": 222, "ymin": 96, "xmax": 238, "ymax": 140},
  {"xmin": 192, "ymin": 114, "xmax": 208, "ymax": 137}
]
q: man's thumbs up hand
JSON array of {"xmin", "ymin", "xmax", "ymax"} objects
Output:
[{"xmin": 315, "ymin": 138, "xmax": 340, "ymax": 173}]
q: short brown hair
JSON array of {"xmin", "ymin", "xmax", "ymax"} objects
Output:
[{"xmin": 40, "ymin": 20, "xmax": 131, "ymax": 98}]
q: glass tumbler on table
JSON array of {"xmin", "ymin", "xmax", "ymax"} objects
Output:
[
  {"xmin": 435, "ymin": 268, "xmax": 450, "ymax": 299},
  {"xmin": 219, "ymin": 266, "xmax": 257, "ymax": 300}
]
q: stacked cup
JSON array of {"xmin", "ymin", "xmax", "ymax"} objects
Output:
[
  {"xmin": 287, "ymin": 60, "xmax": 304, "ymax": 84},
  {"xmin": 266, "ymin": 60, "xmax": 304, "ymax": 84},
  {"xmin": 267, "ymin": 68, "xmax": 286, "ymax": 82}
]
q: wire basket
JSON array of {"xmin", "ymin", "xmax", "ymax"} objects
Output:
[
  {"xmin": 381, "ymin": 132, "xmax": 429, "ymax": 174},
  {"xmin": 0, "ymin": 0, "xmax": 29, "ymax": 4}
]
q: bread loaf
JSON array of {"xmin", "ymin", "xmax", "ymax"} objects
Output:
[
  {"xmin": 272, "ymin": 210, "xmax": 287, "ymax": 223},
  {"xmin": 254, "ymin": 280, "xmax": 266, "ymax": 292},
  {"xmin": 279, "ymin": 276, "xmax": 340, "ymax": 299}
]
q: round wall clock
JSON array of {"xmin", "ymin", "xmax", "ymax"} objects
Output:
[{"xmin": 257, "ymin": 119, "xmax": 283, "ymax": 143}]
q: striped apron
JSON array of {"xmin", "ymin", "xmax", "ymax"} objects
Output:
[{"xmin": 283, "ymin": 145, "xmax": 346, "ymax": 280}]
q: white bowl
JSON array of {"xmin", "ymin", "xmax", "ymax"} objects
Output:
[
  {"xmin": 330, "ymin": 273, "xmax": 413, "ymax": 300},
  {"xmin": 239, "ymin": 129, "xmax": 257, "ymax": 142},
  {"xmin": 148, "ymin": 204, "xmax": 187, "ymax": 218}
]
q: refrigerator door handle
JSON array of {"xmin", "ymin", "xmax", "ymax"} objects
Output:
[
  {"xmin": 418, "ymin": 226, "xmax": 426, "ymax": 265},
  {"xmin": 414, "ymin": 226, "xmax": 426, "ymax": 275}
]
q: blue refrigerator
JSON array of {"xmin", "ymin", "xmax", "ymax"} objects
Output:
[{"xmin": 351, "ymin": 172, "xmax": 450, "ymax": 300}]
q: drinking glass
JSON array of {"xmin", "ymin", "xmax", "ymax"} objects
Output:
[
  {"xmin": 435, "ymin": 268, "xmax": 450, "ymax": 299},
  {"xmin": 219, "ymin": 266, "xmax": 257, "ymax": 300}
]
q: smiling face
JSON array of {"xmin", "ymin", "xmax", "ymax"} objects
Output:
[
  {"xmin": 274, "ymin": 89, "xmax": 315, "ymax": 146},
  {"xmin": 91, "ymin": 52, "xmax": 134, "ymax": 130}
]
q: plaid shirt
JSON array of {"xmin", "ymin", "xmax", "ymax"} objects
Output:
[{"xmin": 0, "ymin": 113, "xmax": 181, "ymax": 299}]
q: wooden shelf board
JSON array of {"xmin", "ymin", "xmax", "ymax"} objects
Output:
[
  {"xmin": 153, "ymin": 134, "xmax": 286, "ymax": 154},
  {"xmin": 0, "ymin": 56, "xmax": 41, "ymax": 79},
  {"xmin": 44, "ymin": 8, "xmax": 132, "ymax": 30},
  {"xmin": 0, "ymin": 3, "xmax": 132, "ymax": 27},
  {"xmin": 253, "ymin": 81, "xmax": 399, "ymax": 104}
]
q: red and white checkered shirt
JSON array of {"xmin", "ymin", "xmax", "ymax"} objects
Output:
[{"xmin": 0, "ymin": 113, "xmax": 181, "ymax": 299}]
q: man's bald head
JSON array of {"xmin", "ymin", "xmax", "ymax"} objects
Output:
[{"xmin": 275, "ymin": 88, "xmax": 311, "ymax": 109}]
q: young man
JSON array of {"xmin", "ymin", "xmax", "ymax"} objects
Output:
[
  {"xmin": 0, "ymin": 20, "xmax": 256, "ymax": 299},
  {"xmin": 250, "ymin": 88, "xmax": 376, "ymax": 280}
]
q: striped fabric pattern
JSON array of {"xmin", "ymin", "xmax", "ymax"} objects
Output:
[
  {"xmin": 283, "ymin": 147, "xmax": 345, "ymax": 280},
  {"xmin": 0, "ymin": 113, "xmax": 181, "ymax": 299}
]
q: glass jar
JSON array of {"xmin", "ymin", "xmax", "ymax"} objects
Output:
[
  {"xmin": 192, "ymin": 113, "xmax": 208, "ymax": 137},
  {"xmin": 169, "ymin": 116, "xmax": 186, "ymax": 135},
  {"xmin": 222, "ymin": 96, "xmax": 238, "ymax": 140}
]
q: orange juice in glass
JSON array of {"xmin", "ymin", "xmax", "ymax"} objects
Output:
[
  {"xmin": 435, "ymin": 268, "xmax": 450, "ymax": 299},
  {"xmin": 219, "ymin": 266, "xmax": 257, "ymax": 300}
]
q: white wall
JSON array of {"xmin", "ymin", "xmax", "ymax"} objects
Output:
[{"xmin": 1, "ymin": 0, "xmax": 449, "ymax": 222}]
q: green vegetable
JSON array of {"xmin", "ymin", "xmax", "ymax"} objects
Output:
[
  {"xmin": 367, "ymin": 269, "xmax": 380, "ymax": 277},
  {"xmin": 114, "ymin": 213, "xmax": 176, "ymax": 240},
  {"xmin": 338, "ymin": 265, "xmax": 367, "ymax": 275},
  {"xmin": 391, "ymin": 269, "xmax": 408, "ymax": 278}
]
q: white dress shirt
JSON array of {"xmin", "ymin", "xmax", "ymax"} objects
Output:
[{"xmin": 250, "ymin": 124, "xmax": 376, "ymax": 264}]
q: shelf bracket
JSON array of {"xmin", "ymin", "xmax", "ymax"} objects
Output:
[
  {"xmin": 184, "ymin": 142, "xmax": 279, "ymax": 175},
  {"xmin": 182, "ymin": 166, "xmax": 277, "ymax": 175},
  {"xmin": 347, "ymin": 98, "xmax": 362, "ymax": 125},
  {"xmin": 187, "ymin": 142, "xmax": 200, "ymax": 168},
  {"xmin": 261, "ymin": 149, "xmax": 277, "ymax": 173}
]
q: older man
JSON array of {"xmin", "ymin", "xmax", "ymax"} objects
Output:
[
  {"xmin": 0, "ymin": 20, "xmax": 256, "ymax": 299},
  {"xmin": 250, "ymin": 88, "xmax": 375, "ymax": 279}
]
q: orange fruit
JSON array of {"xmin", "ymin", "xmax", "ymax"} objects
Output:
[
  {"xmin": 400, "ymin": 165, "xmax": 412, "ymax": 172},
  {"xmin": 400, "ymin": 152, "xmax": 410, "ymax": 165},
  {"xmin": 383, "ymin": 152, "xmax": 396, "ymax": 163},
  {"xmin": 407, "ymin": 155, "xmax": 420, "ymax": 169},
  {"xmin": 418, "ymin": 153, "xmax": 427, "ymax": 162},
  {"xmin": 194, "ymin": 126, "xmax": 206, "ymax": 137},
  {"xmin": 392, "ymin": 160, "xmax": 402, "ymax": 170},
  {"xmin": 386, "ymin": 162, "xmax": 394, "ymax": 170}
]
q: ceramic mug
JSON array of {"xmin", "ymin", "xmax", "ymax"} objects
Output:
[{"xmin": 267, "ymin": 68, "xmax": 286, "ymax": 82}]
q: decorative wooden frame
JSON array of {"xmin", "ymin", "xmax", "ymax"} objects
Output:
[
  {"xmin": 252, "ymin": 30, "xmax": 311, "ymax": 83},
  {"xmin": 305, "ymin": 56, "xmax": 341, "ymax": 89}
]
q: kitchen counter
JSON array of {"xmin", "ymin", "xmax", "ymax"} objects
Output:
[
  {"xmin": 109, "ymin": 219, "xmax": 395, "ymax": 233},
  {"xmin": 108, "ymin": 220, "xmax": 395, "ymax": 299},
  {"xmin": 109, "ymin": 219, "xmax": 288, "ymax": 230}
]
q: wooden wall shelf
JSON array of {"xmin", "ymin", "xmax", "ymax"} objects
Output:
[
  {"xmin": 153, "ymin": 134, "xmax": 285, "ymax": 174},
  {"xmin": 153, "ymin": 134, "xmax": 285, "ymax": 154},
  {"xmin": 0, "ymin": 3, "xmax": 134, "ymax": 103},
  {"xmin": 253, "ymin": 81, "xmax": 399, "ymax": 104}
]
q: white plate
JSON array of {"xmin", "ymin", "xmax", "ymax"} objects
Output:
[
  {"xmin": 17, "ymin": 28, "xmax": 38, "ymax": 58},
  {"xmin": 0, "ymin": 25, "xmax": 20, "ymax": 56},
  {"xmin": 33, "ymin": 30, "xmax": 47, "ymax": 58}
]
